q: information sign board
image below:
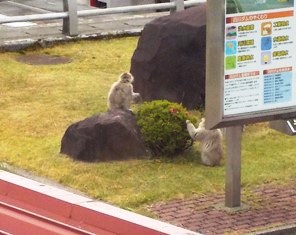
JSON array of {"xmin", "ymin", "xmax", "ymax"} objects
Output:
[{"xmin": 206, "ymin": 0, "xmax": 296, "ymax": 129}]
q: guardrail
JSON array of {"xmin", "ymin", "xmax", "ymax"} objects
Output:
[{"xmin": 0, "ymin": 0, "xmax": 206, "ymax": 36}]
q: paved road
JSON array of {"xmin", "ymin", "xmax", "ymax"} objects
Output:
[{"xmin": 0, "ymin": 0, "xmax": 168, "ymax": 51}]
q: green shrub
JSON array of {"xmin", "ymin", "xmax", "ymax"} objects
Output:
[{"xmin": 135, "ymin": 100, "xmax": 196, "ymax": 157}]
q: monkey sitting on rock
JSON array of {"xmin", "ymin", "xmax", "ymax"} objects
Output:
[
  {"xmin": 107, "ymin": 72, "xmax": 141, "ymax": 111},
  {"xmin": 186, "ymin": 118, "xmax": 223, "ymax": 166}
]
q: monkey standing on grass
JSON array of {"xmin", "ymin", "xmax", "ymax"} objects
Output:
[
  {"xmin": 186, "ymin": 118, "xmax": 223, "ymax": 166},
  {"xmin": 107, "ymin": 72, "xmax": 140, "ymax": 111}
]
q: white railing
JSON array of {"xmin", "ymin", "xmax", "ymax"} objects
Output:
[{"xmin": 0, "ymin": 0, "xmax": 206, "ymax": 36}]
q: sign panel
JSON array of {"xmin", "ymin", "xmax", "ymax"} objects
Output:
[
  {"xmin": 206, "ymin": 0, "xmax": 296, "ymax": 129},
  {"xmin": 224, "ymin": 0, "xmax": 295, "ymax": 116}
]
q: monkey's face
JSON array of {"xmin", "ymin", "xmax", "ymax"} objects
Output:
[{"xmin": 121, "ymin": 73, "xmax": 133, "ymax": 83}]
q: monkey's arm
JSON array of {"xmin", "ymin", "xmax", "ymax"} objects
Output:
[
  {"xmin": 186, "ymin": 120, "xmax": 198, "ymax": 139},
  {"xmin": 130, "ymin": 85, "xmax": 139, "ymax": 97},
  {"xmin": 129, "ymin": 84, "xmax": 141, "ymax": 103},
  {"xmin": 186, "ymin": 120, "xmax": 206, "ymax": 141}
]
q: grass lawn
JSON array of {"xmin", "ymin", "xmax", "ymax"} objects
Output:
[{"xmin": 1, "ymin": 37, "xmax": 296, "ymax": 214}]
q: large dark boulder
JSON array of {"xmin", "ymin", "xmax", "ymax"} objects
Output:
[
  {"xmin": 130, "ymin": 5, "xmax": 206, "ymax": 109},
  {"xmin": 60, "ymin": 110, "xmax": 149, "ymax": 162}
]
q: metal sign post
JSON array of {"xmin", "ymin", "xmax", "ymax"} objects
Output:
[
  {"xmin": 170, "ymin": 0, "xmax": 185, "ymax": 13},
  {"xmin": 225, "ymin": 125, "xmax": 243, "ymax": 207}
]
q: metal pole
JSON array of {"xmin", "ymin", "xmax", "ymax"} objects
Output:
[
  {"xmin": 225, "ymin": 125, "xmax": 243, "ymax": 207},
  {"xmin": 63, "ymin": 0, "xmax": 78, "ymax": 36},
  {"xmin": 0, "ymin": 13, "xmax": 68, "ymax": 24},
  {"xmin": 77, "ymin": 2, "xmax": 175, "ymax": 16},
  {"xmin": 170, "ymin": 0, "xmax": 184, "ymax": 13}
]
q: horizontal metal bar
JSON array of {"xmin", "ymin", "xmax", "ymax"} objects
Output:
[
  {"xmin": 78, "ymin": 2, "xmax": 174, "ymax": 17},
  {"xmin": 78, "ymin": 0, "xmax": 205, "ymax": 16},
  {"xmin": 0, "ymin": 0, "xmax": 206, "ymax": 24},
  {"xmin": 0, "ymin": 12, "xmax": 68, "ymax": 24},
  {"xmin": 185, "ymin": 0, "xmax": 206, "ymax": 7}
]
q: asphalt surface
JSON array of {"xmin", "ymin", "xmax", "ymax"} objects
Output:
[{"xmin": 0, "ymin": 0, "xmax": 168, "ymax": 51}]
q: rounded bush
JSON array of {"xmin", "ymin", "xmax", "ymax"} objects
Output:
[{"xmin": 135, "ymin": 100, "xmax": 196, "ymax": 157}]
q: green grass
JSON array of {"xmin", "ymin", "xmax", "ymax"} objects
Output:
[{"xmin": 1, "ymin": 37, "xmax": 296, "ymax": 214}]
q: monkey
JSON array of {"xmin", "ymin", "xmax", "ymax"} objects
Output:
[
  {"xmin": 107, "ymin": 72, "xmax": 140, "ymax": 111},
  {"xmin": 186, "ymin": 118, "xmax": 223, "ymax": 166}
]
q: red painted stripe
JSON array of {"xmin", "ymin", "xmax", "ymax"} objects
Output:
[
  {"xmin": 0, "ymin": 230, "xmax": 12, "ymax": 235},
  {"xmin": 0, "ymin": 173, "xmax": 199, "ymax": 235},
  {"xmin": 1, "ymin": 181, "xmax": 73, "ymax": 219},
  {"xmin": 71, "ymin": 204, "xmax": 168, "ymax": 235},
  {"xmin": 0, "ymin": 201, "xmax": 96, "ymax": 235}
]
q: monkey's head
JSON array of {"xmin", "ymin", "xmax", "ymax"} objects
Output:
[{"xmin": 120, "ymin": 72, "xmax": 134, "ymax": 83}]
